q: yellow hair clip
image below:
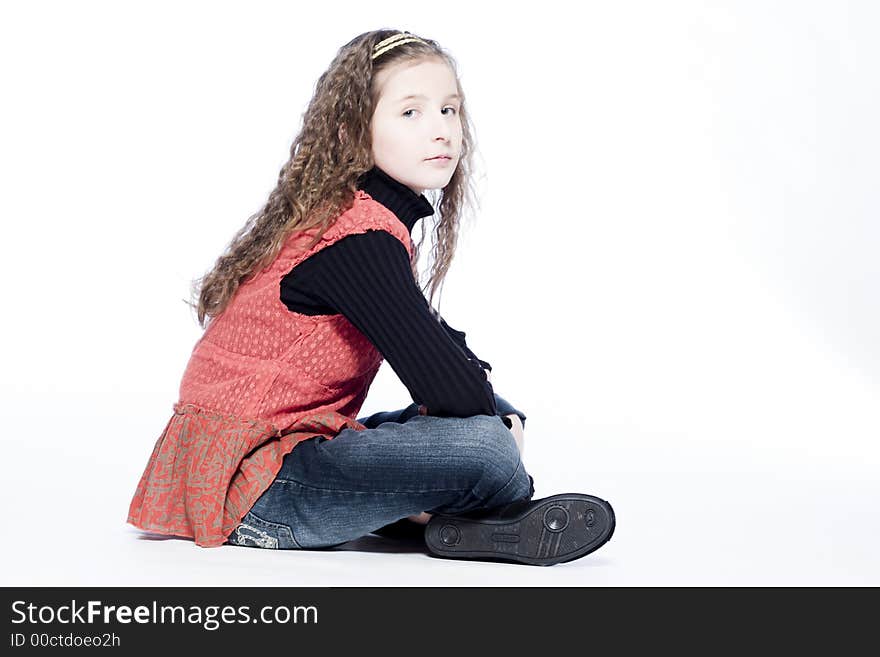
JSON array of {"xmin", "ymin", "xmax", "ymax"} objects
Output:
[{"xmin": 372, "ymin": 32, "xmax": 428, "ymax": 60}]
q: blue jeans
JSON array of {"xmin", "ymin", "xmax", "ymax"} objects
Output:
[{"xmin": 225, "ymin": 394, "xmax": 535, "ymax": 549}]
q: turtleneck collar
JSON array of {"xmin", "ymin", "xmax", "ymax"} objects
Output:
[{"xmin": 356, "ymin": 165, "xmax": 435, "ymax": 233}]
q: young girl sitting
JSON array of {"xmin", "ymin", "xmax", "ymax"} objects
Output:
[{"xmin": 127, "ymin": 29, "xmax": 615, "ymax": 566}]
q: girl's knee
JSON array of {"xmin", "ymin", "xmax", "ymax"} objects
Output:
[
  {"xmin": 414, "ymin": 413, "xmax": 523, "ymax": 497},
  {"xmin": 475, "ymin": 414, "xmax": 521, "ymax": 462},
  {"xmin": 459, "ymin": 415, "xmax": 523, "ymax": 491}
]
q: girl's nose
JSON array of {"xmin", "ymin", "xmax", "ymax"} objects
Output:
[{"xmin": 432, "ymin": 117, "xmax": 452, "ymax": 140}]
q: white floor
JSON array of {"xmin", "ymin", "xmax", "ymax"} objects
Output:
[{"xmin": 3, "ymin": 411, "xmax": 877, "ymax": 587}]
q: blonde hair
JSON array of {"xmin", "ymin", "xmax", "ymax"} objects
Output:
[{"xmin": 186, "ymin": 29, "xmax": 479, "ymax": 329}]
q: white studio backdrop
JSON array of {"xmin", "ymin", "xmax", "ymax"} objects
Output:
[{"xmin": 0, "ymin": 0, "xmax": 877, "ymax": 585}]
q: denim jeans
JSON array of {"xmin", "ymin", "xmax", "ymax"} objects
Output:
[{"xmin": 225, "ymin": 394, "xmax": 535, "ymax": 549}]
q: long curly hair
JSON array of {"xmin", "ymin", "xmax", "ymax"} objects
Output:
[{"xmin": 186, "ymin": 29, "xmax": 480, "ymax": 329}]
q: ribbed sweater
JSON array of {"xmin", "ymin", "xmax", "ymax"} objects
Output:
[{"xmin": 279, "ymin": 165, "xmax": 524, "ymax": 423}]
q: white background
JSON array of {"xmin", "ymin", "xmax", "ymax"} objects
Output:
[{"xmin": 1, "ymin": 0, "xmax": 877, "ymax": 585}]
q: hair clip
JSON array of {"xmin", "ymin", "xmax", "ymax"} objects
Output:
[{"xmin": 372, "ymin": 32, "xmax": 428, "ymax": 60}]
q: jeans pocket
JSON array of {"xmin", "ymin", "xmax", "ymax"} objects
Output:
[{"xmin": 226, "ymin": 510, "xmax": 302, "ymax": 549}]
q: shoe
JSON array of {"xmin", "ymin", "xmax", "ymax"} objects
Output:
[{"xmin": 424, "ymin": 493, "xmax": 615, "ymax": 566}]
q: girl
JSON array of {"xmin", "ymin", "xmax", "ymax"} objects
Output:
[{"xmin": 127, "ymin": 29, "xmax": 615, "ymax": 566}]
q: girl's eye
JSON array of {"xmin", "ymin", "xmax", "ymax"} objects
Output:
[{"xmin": 402, "ymin": 107, "xmax": 459, "ymax": 118}]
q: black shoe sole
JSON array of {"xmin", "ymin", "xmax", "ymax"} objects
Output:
[{"xmin": 424, "ymin": 493, "xmax": 615, "ymax": 566}]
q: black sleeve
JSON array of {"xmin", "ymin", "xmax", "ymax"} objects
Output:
[
  {"xmin": 436, "ymin": 315, "xmax": 528, "ymax": 427},
  {"xmin": 279, "ymin": 230, "xmax": 497, "ymax": 418},
  {"xmin": 437, "ymin": 314, "xmax": 493, "ymax": 372}
]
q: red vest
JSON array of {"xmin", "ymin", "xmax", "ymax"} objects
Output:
[{"xmin": 127, "ymin": 191, "xmax": 413, "ymax": 547}]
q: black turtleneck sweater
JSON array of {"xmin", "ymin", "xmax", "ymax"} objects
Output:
[{"xmin": 279, "ymin": 166, "xmax": 523, "ymax": 422}]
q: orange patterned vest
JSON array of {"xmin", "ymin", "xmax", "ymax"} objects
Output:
[{"xmin": 127, "ymin": 190, "xmax": 413, "ymax": 547}]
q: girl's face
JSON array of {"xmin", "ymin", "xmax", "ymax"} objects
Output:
[{"xmin": 370, "ymin": 57, "xmax": 463, "ymax": 196}]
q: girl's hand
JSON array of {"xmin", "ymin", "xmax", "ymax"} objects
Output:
[{"xmin": 418, "ymin": 405, "xmax": 429, "ymax": 416}]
